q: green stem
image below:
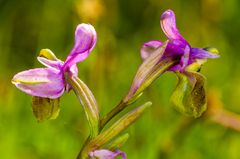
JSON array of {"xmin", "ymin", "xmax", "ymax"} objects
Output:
[
  {"xmin": 100, "ymin": 58, "xmax": 176, "ymax": 129},
  {"xmin": 100, "ymin": 100, "xmax": 128, "ymax": 129},
  {"xmin": 77, "ymin": 136, "xmax": 91, "ymax": 159}
]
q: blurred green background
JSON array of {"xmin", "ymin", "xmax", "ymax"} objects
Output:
[{"xmin": 1, "ymin": 0, "xmax": 240, "ymax": 158}]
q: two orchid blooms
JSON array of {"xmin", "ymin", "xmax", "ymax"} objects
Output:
[{"xmin": 12, "ymin": 10, "xmax": 219, "ymax": 159}]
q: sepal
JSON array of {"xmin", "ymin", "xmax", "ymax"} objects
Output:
[
  {"xmin": 171, "ymin": 71, "xmax": 207, "ymax": 118},
  {"xmin": 32, "ymin": 96, "xmax": 60, "ymax": 122},
  {"xmin": 125, "ymin": 42, "xmax": 175, "ymax": 103},
  {"xmin": 65, "ymin": 74, "xmax": 99, "ymax": 138}
]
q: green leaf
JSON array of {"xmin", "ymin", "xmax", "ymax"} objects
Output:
[
  {"xmin": 32, "ymin": 96, "xmax": 60, "ymax": 122},
  {"xmin": 80, "ymin": 102, "xmax": 151, "ymax": 158},
  {"xmin": 171, "ymin": 71, "xmax": 207, "ymax": 118},
  {"xmin": 93, "ymin": 101, "xmax": 151, "ymax": 147}
]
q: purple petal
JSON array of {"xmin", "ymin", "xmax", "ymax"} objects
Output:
[
  {"xmin": 89, "ymin": 149, "xmax": 126, "ymax": 159},
  {"xmin": 160, "ymin": 10, "xmax": 187, "ymax": 45},
  {"xmin": 190, "ymin": 48, "xmax": 220, "ymax": 60},
  {"xmin": 73, "ymin": 23, "xmax": 97, "ymax": 53},
  {"xmin": 12, "ymin": 68, "xmax": 65, "ymax": 98},
  {"xmin": 64, "ymin": 23, "xmax": 97, "ymax": 69},
  {"xmin": 141, "ymin": 40, "xmax": 163, "ymax": 60},
  {"xmin": 180, "ymin": 46, "xmax": 190, "ymax": 69},
  {"xmin": 141, "ymin": 40, "xmax": 188, "ymax": 61}
]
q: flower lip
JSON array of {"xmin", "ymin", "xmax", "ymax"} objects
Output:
[{"xmin": 12, "ymin": 68, "xmax": 65, "ymax": 98}]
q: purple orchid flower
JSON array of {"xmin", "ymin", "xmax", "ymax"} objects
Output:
[
  {"xmin": 12, "ymin": 23, "xmax": 97, "ymax": 99},
  {"xmin": 89, "ymin": 149, "xmax": 127, "ymax": 159},
  {"xmin": 141, "ymin": 9, "xmax": 219, "ymax": 72}
]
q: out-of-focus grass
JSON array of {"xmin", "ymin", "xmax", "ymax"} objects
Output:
[{"xmin": 1, "ymin": 0, "xmax": 240, "ymax": 158}]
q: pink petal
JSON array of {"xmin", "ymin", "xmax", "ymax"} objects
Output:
[
  {"xmin": 141, "ymin": 40, "xmax": 163, "ymax": 60},
  {"xmin": 140, "ymin": 40, "xmax": 185, "ymax": 61},
  {"xmin": 64, "ymin": 23, "xmax": 97, "ymax": 69},
  {"xmin": 89, "ymin": 149, "xmax": 126, "ymax": 159},
  {"xmin": 37, "ymin": 49, "xmax": 64, "ymax": 70},
  {"xmin": 160, "ymin": 10, "xmax": 187, "ymax": 44},
  {"xmin": 12, "ymin": 68, "xmax": 65, "ymax": 98},
  {"xmin": 37, "ymin": 57, "xmax": 63, "ymax": 70}
]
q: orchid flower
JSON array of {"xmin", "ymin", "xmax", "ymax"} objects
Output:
[
  {"xmin": 116, "ymin": 9, "xmax": 219, "ymax": 119},
  {"xmin": 138, "ymin": 9, "xmax": 220, "ymax": 117},
  {"xmin": 141, "ymin": 9, "xmax": 219, "ymax": 72},
  {"xmin": 12, "ymin": 24, "xmax": 97, "ymax": 99},
  {"xmin": 89, "ymin": 149, "xmax": 127, "ymax": 159}
]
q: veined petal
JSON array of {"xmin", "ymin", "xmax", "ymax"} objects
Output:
[
  {"xmin": 141, "ymin": 40, "xmax": 163, "ymax": 60},
  {"xmin": 12, "ymin": 68, "xmax": 65, "ymax": 98},
  {"xmin": 37, "ymin": 49, "xmax": 64, "ymax": 70},
  {"xmin": 160, "ymin": 9, "xmax": 187, "ymax": 45},
  {"xmin": 89, "ymin": 149, "xmax": 126, "ymax": 159},
  {"xmin": 64, "ymin": 23, "xmax": 97, "ymax": 69}
]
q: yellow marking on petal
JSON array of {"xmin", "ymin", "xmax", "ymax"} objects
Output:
[
  {"xmin": 39, "ymin": 49, "xmax": 57, "ymax": 60},
  {"xmin": 11, "ymin": 79, "xmax": 49, "ymax": 85},
  {"xmin": 204, "ymin": 47, "xmax": 219, "ymax": 55},
  {"xmin": 186, "ymin": 59, "xmax": 207, "ymax": 72}
]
